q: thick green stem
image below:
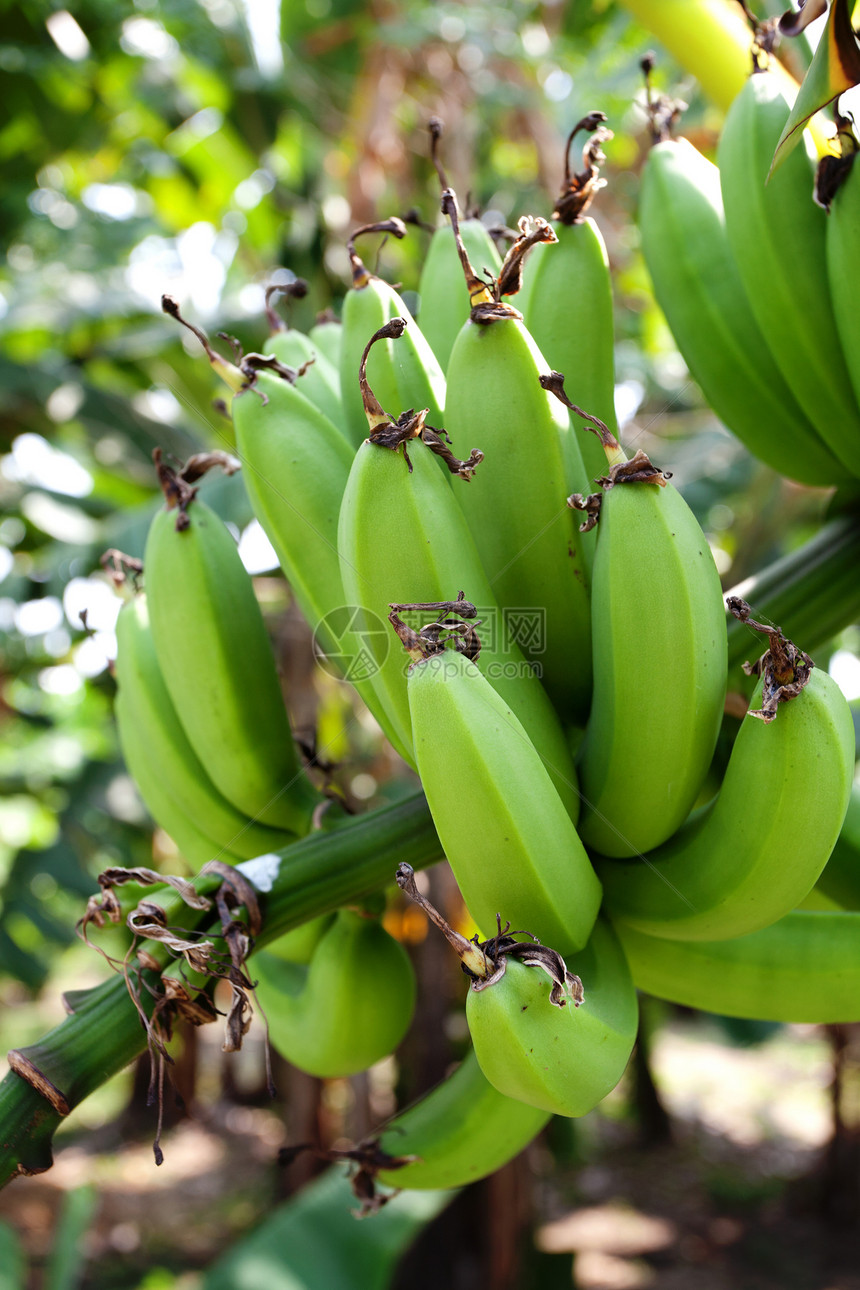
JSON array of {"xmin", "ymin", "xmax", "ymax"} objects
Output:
[
  {"xmin": 725, "ymin": 516, "xmax": 860, "ymax": 687},
  {"xmin": 0, "ymin": 792, "xmax": 440, "ymax": 1191}
]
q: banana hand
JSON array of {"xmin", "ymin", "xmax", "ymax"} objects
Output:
[{"xmin": 597, "ymin": 620, "xmax": 855, "ymax": 941}]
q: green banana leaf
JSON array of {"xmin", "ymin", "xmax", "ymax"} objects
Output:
[
  {"xmin": 202, "ymin": 1167, "xmax": 454, "ymax": 1290},
  {"xmin": 43, "ymin": 1185, "xmax": 98, "ymax": 1290},
  {"xmin": 771, "ymin": 0, "xmax": 860, "ymax": 171}
]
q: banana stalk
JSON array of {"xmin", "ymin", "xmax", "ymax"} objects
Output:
[{"xmin": 0, "ymin": 791, "xmax": 441, "ymax": 1191}]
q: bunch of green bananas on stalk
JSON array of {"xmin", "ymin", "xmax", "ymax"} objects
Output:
[
  {"xmin": 107, "ymin": 109, "xmax": 859, "ymax": 1210},
  {"xmin": 637, "ymin": 52, "xmax": 860, "ymax": 488}
]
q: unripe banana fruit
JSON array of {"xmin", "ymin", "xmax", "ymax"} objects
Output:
[
  {"xmin": 442, "ymin": 194, "xmax": 594, "ymax": 721},
  {"xmin": 263, "ymin": 284, "xmax": 345, "ymax": 434},
  {"xmin": 416, "ymin": 119, "xmax": 503, "ymax": 372},
  {"xmin": 337, "ymin": 319, "xmax": 581, "ymax": 817},
  {"xmin": 465, "ymin": 919, "xmax": 638, "ymax": 1118},
  {"xmin": 373, "ymin": 1049, "xmax": 550, "ymax": 1192},
  {"xmin": 597, "ymin": 607, "xmax": 855, "ymax": 941},
  {"xmin": 396, "ymin": 867, "xmax": 637, "ymax": 1120},
  {"xmin": 519, "ymin": 112, "xmax": 619, "ymax": 496},
  {"xmin": 614, "ymin": 910, "xmax": 860, "ymax": 1023},
  {"xmin": 114, "ymin": 593, "xmax": 296, "ymax": 861},
  {"xmin": 340, "ymin": 218, "xmax": 446, "ymax": 448},
  {"xmin": 404, "ymin": 643, "xmax": 600, "ymax": 954},
  {"xmin": 253, "ymin": 908, "xmax": 416, "ymax": 1078},
  {"xmin": 547, "ymin": 377, "xmax": 727, "ymax": 858},
  {"xmin": 143, "ymin": 450, "xmax": 321, "ymax": 834},
  {"xmin": 639, "ymin": 133, "xmax": 843, "ymax": 487},
  {"xmin": 718, "ymin": 69, "xmax": 860, "ymax": 477}
]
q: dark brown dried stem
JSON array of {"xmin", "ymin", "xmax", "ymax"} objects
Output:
[
  {"xmin": 359, "ymin": 319, "xmax": 482, "ymax": 477},
  {"xmin": 151, "ymin": 448, "xmax": 241, "ymax": 531},
  {"xmin": 555, "ymin": 112, "xmax": 612, "ymax": 225},
  {"xmin": 265, "ymin": 278, "xmax": 308, "ymax": 332},
  {"xmin": 346, "ymin": 217, "xmax": 408, "ymax": 288},
  {"xmin": 161, "ymin": 295, "xmax": 245, "ymax": 392},
  {"xmin": 726, "ymin": 596, "xmax": 814, "ymax": 720},
  {"xmin": 389, "ymin": 594, "xmax": 482, "ymax": 664},
  {"xmin": 395, "ymin": 866, "xmax": 582, "ymax": 1010},
  {"xmin": 640, "ymin": 53, "xmax": 687, "ymax": 145},
  {"xmin": 440, "ymin": 188, "xmax": 495, "ymax": 309},
  {"xmin": 99, "ymin": 549, "xmax": 143, "ymax": 590},
  {"xmin": 815, "ymin": 113, "xmax": 858, "ymax": 211},
  {"xmin": 358, "ymin": 317, "xmax": 412, "ymax": 432},
  {"xmin": 428, "ymin": 116, "xmax": 449, "ymax": 191},
  {"xmin": 496, "ymin": 215, "xmax": 559, "ymax": 298},
  {"xmin": 540, "ymin": 371, "xmax": 618, "ymax": 450},
  {"xmin": 395, "ymin": 864, "xmax": 491, "ymax": 978}
]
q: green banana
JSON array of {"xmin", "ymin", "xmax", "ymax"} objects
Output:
[
  {"xmin": 718, "ymin": 69, "xmax": 860, "ymax": 477},
  {"xmin": 229, "ymin": 364, "xmax": 413, "ymax": 762},
  {"xmin": 264, "ymin": 281, "xmax": 345, "ymax": 432},
  {"xmin": 114, "ymin": 687, "xmax": 245, "ymax": 869},
  {"xmin": 403, "ymin": 643, "xmax": 601, "ymax": 953},
  {"xmin": 418, "ymin": 221, "xmax": 502, "ymax": 373},
  {"xmin": 252, "ymin": 908, "xmax": 416, "ymax": 1078},
  {"xmin": 143, "ymin": 450, "xmax": 322, "ymax": 834},
  {"xmin": 466, "ymin": 919, "xmax": 638, "ymax": 1117},
  {"xmin": 340, "ymin": 218, "xmax": 446, "ymax": 448},
  {"xmin": 547, "ymin": 378, "xmax": 726, "ymax": 857},
  {"xmin": 518, "ymin": 113, "xmax": 619, "ymax": 495},
  {"xmin": 309, "ymin": 310, "xmax": 342, "ymax": 370},
  {"xmin": 613, "ymin": 910, "xmax": 860, "ymax": 1023},
  {"xmin": 371, "ymin": 1048, "xmax": 551, "ymax": 1192},
  {"xmin": 442, "ymin": 196, "xmax": 593, "ymax": 720},
  {"xmin": 597, "ymin": 613, "xmax": 855, "ymax": 941},
  {"xmin": 337, "ymin": 319, "xmax": 582, "ymax": 816},
  {"xmin": 826, "ymin": 142, "xmax": 860, "ymax": 412},
  {"xmin": 639, "ymin": 133, "xmax": 844, "ymax": 487},
  {"xmin": 416, "ymin": 118, "xmax": 502, "ymax": 372},
  {"xmin": 398, "ymin": 863, "xmax": 634, "ymax": 1119},
  {"xmin": 816, "ymin": 782, "xmax": 860, "ymax": 911},
  {"xmin": 160, "ymin": 295, "xmax": 413, "ymax": 763},
  {"xmin": 266, "ymin": 914, "xmax": 336, "ymax": 964},
  {"xmin": 114, "ymin": 593, "xmax": 297, "ymax": 861}
]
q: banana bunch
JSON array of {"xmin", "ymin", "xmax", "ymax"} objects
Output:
[
  {"xmin": 638, "ymin": 59, "xmax": 860, "ymax": 486},
  {"xmin": 104, "ymin": 104, "xmax": 860, "ymax": 1204}
]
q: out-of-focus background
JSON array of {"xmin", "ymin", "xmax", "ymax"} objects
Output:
[{"xmin": 2, "ymin": 2, "xmax": 860, "ymax": 1287}]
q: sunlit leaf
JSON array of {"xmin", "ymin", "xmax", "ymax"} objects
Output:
[{"xmin": 772, "ymin": 0, "xmax": 860, "ymax": 171}]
